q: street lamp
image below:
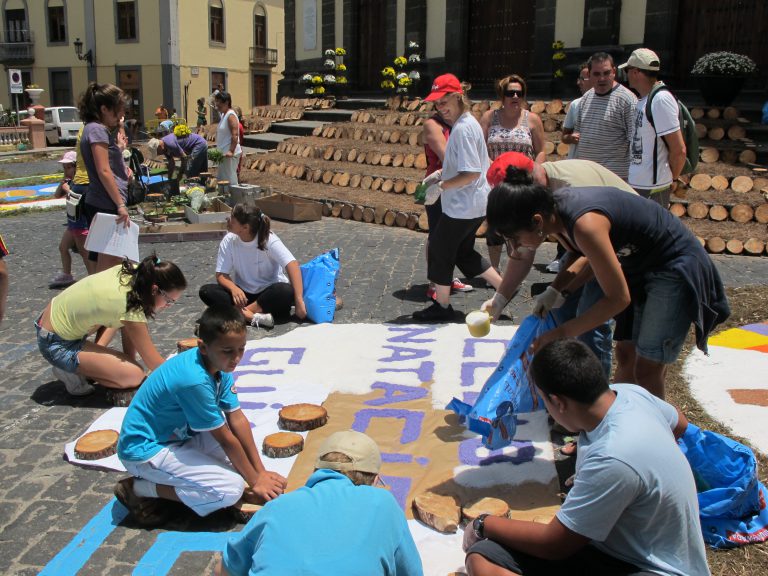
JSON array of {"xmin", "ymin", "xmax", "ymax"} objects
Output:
[{"xmin": 73, "ymin": 37, "xmax": 93, "ymax": 67}]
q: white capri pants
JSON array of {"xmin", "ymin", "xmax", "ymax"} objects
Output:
[
  {"xmin": 216, "ymin": 153, "xmax": 241, "ymax": 186},
  {"xmin": 123, "ymin": 431, "xmax": 245, "ymax": 517}
]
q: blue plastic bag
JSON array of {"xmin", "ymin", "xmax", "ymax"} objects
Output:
[
  {"xmin": 679, "ymin": 423, "xmax": 768, "ymax": 548},
  {"xmin": 299, "ymin": 248, "xmax": 340, "ymax": 324},
  {"xmin": 447, "ymin": 314, "xmax": 557, "ymax": 450}
]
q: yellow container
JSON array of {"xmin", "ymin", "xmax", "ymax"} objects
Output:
[{"xmin": 466, "ymin": 310, "xmax": 491, "ymax": 338}]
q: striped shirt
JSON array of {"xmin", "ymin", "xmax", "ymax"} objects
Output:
[{"xmin": 574, "ymin": 84, "xmax": 637, "ymax": 180}]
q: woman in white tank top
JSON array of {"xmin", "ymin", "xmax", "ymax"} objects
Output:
[{"xmin": 214, "ymin": 90, "xmax": 242, "ymax": 185}]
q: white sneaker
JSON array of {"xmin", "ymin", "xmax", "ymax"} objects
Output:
[
  {"xmin": 545, "ymin": 259, "xmax": 560, "ymax": 274},
  {"xmin": 52, "ymin": 366, "xmax": 95, "ymax": 396},
  {"xmin": 250, "ymin": 312, "xmax": 274, "ymax": 329}
]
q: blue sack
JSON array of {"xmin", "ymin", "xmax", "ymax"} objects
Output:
[
  {"xmin": 299, "ymin": 248, "xmax": 340, "ymax": 324},
  {"xmin": 447, "ymin": 314, "xmax": 557, "ymax": 450},
  {"xmin": 679, "ymin": 423, "xmax": 768, "ymax": 548}
]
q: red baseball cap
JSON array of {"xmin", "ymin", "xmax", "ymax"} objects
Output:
[
  {"xmin": 424, "ymin": 74, "xmax": 463, "ymax": 102},
  {"xmin": 487, "ymin": 152, "xmax": 535, "ymax": 187}
]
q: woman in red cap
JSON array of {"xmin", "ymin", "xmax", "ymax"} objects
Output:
[{"xmin": 413, "ymin": 74, "xmax": 502, "ymax": 321}]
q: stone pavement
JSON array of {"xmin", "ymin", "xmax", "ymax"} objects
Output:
[{"xmin": 1, "ymin": 208, "xmax": 767, "ymax": 575}]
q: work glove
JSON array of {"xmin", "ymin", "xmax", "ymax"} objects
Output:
[
  {"xmin": 532, "ymin": 286, "xmax": 565, "ymax": 318},
  {"xmin": 422, "ymin": 169, "xmax": 441, "ymax": 187},
  {"xmin": 424, "ymin": 182, "xmax": 442, "ymax": 206},
  {"xmin": 481, "ymin": 292, "xmax": 511, "ymax": 322}
]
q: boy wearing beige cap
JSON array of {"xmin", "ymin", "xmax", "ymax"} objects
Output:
[{"xmin": 219, "ymin": 430, "xmax": 423, "ymax": 575}]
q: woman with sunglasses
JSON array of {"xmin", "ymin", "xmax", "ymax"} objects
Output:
[
  {"xmin": 199, "ymin": 203, "xmax": 306, "ymax": 329},
  {"xmin": 35, "ymin": 254, "xmax": 187, "ymax": 396},
  {"xmin": 479, "ymin": 75, "xmax": 546, "ymax": 271}
]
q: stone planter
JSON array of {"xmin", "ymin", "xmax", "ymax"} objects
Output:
[
  {"xmin": 695, "ymin": 75, "xmax": 746, "ymax": 107},
  {"xmin": 25, "ymin": 88, "xmax": 44, "ymax": 105}
]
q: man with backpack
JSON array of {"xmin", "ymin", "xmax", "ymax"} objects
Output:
[{"xmin": 621, "ymin": 48, "xmax": 692, "ymax": 208}]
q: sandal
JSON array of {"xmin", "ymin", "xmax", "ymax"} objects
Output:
[{"xmin": 114, "ymin": 477, "xmax": 169, "ymax": 528}]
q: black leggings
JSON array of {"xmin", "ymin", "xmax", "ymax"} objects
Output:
[
  {"xmin": 427, "ymin": 214, "xmax": 490, "ymax": 286},
  {"xmin": 199, "ymin": 282, "xmax": 295, "ymax": 319}
]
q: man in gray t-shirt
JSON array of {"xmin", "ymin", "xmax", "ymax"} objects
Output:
[{"xmin": 464, "ymin": 339, "xmax": 710, "ymax": 576}]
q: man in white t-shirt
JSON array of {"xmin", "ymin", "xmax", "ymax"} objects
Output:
[{"xmin": 620, "ymin": 48, "xmax": 687, "ymax": 208}]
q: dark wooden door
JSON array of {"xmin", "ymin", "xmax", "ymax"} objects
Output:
[
  {"xmin": 252, "ymin": 74, "xmax": 268, "ymax": 107},
  {"xmin": 357, "ymin": 0, "xmax": 387, "ymax": 90},
  {"xmin": 675, "ymin": 0, "xmax": 768, "ymax": 88},
  {"xmin": 118, "ymin": 69, "xmax": 141, "ymax": 123},
  {"xmin": 467, "ymin": 0, "xmax": 536, "ymax": 87}
]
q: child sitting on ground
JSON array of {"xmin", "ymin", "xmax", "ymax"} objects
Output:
[
  {"xmin": 217, "ymin": 430, "xmax": 423, "ymax": 575},
  {"xmin": 50, "ymin": 151, "xmax": 93, "ymax": 288},
  {"xmin": 463, "ymin": 339, "xmax": 710, "ymax": 576},
  {"xmin": 116, "ymin": 306, "xmax": 287, "ymax": 526}
]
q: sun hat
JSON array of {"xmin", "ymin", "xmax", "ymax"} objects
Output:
[
  {"xmin": 618, "ymin": 48, "xmax": 661, "ymax": 71},
  {"xmin": 424, "ymin": 73, "xmax": 463, "ymax": 102},
  {"xmin": 58, "ymin": 151, "xmax": 77, "ymax": 164},
  {"xmin": 315, "ymin": 430, "xmax": 382, "ymax": 474},
  {"xmin": 487, "ymin": 152, "xmax": 535, "ymax": 187},
  {"xmin": 147, "ymin": 138, "xmax": 162, "ymax": 160}
]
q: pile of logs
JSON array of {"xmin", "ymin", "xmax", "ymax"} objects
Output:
[
  {"xmin": 671, "ymin": 173, "xmax": 768, "ymax": 224},
  {"xmin": 277, "ymin": 96, "xmax": 334, "ymax": 109},
  {"xmin": 311, "ymin": 123, "xmax": 422, "ymax": 146},
  {"xmin": 697, "ymin": 236, "xmax": 766, "ymax": 256},
  {"xmin": 320, "ymin": 200, "xmax": 424, "ymax": 231},
  {"xmin": 692, "ymin": 106, "xmax": 759, "ymax": 166}
]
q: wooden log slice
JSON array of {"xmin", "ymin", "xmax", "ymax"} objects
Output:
[
  {"xmin": 380, "ymin": 179, "xmax": 394, "ymax": 193},
  {"xmin": 312, "ymin": 168, "xmax": 323, "ymax": 183},
  {"xmin": 352, "ymin": 205, "xmax": 364, "ymax": 221},
  {"xmin": 543, "ymin": 118, "xmax": 558, "ymax": 132},
  {"xmin": 406, "ymin": 214, "xmax": 419, "ymax": 230},
  {"xmin": 331, "ymin": 172, "xmax": 342, "ymax": 186},
  {"xmin": 278, "ymin": 403, "xmax": 328, "ymax": 431},
  {"xmin": 356, "ymin": 151, "xmax": 367, "ymax": 164},
  {"xmin": 753, "ymin": 177, "xmax": 768, "ymax": 192},
  {"xmin": 353, "ymin": 128, "xmax": 363, "ymax": 140},
  {"xmin": 346, "ymin": 149, "xmax": 357, "ymax": 162},
  {"xmin": 337, "ymin": 172, "xmax": 350, "ymax": 187},
  {"xmin": 744, "ymin": 238, "xmax": 765, "ymax": 256},
  {"xmin": 726, "ymin": 239, "xmax": 744, "ymax": 255},
  {"xmin": 399, "ymin": 132, "xmax": 410, "ymax": 145},
  {"xmin": 263, "ymin": 432, "xmax": 304, "ymax": 458},
  {"xmin": 332, "ymin": 149, "xmax": 343, "ymax": 162},
  {"xmin": 544, "ymin": 141, "xmax": 555, "ymax": 154},
  {"xmin": 530, "ymin": 101, "xmax": 546, "ymax": 114},
  {"xmin": 412, "ymin": 492, "xmax": 460, "ymax": 534},
  {"xmin": 340, "ymin": 204, "xmax": 353, "ymax": 219},
  {"xmin": 322, "ymin": 202, "xmax": 333, "ymax": 217},
  {"xmin": 418, "ymin": 211, "xmax": 429, "ymax": 231},
  {"xmin": 323, "ymin": 146, "xmax": 334, "ymax": 160},
  {"xmin": 331, "ymin": 203, "xmax": 342, "ymax": 217},
  {"xmin": 106, "ymin": 387, "xmax": 140, "ymax": 407},
  {"xmin": 731, "ymin": 176, "xmax": 754, "ymax": 193},
  {"xmin": 177, "ymin": 338, "xmax": 199, "ymax": 353},
  {"xmin": 312, "ymin": 126, "xmax": 323, "ymax": 136},
  {"xmin": 707, "ymin": 126, "xmax": 725, "ymax": 141},
  {"xmin": 545, "ymin": 99, "xmax": 563, "ymax": 115},
  {"xmin": 723, "ymin": 106, "xmax": 740, "ymax": 120},
  {"xmin": 706, "ymin": 237, "xmax": 726, "ymax": 254},
  {"xmin": 302, "ymin": 146, "xmax": 313, "ymax": 158},
  {"xmin": 362, "ymin": 207, "xmax": 375, "ymax": 223},
  {"xmin": 408, "ymin": 132, "xmax": 419, "ymax": 147},
  {"xmin": 689, "ymin": 173, "xmax": 712, "ymax": 191},
  {"xmin": 74, "ymin": 430, "xmax": 119, "ymax": 460},
  {"xmin": 371, "ymin": 177, "xmax": 384, "ymax": 191},
  {"xmin": 392, "ymin": 153, "xmax": 404, "ymax": 167},
  {"xmin": 709, "ymin": 205, "xmax": 729, "ymax": 221},
  {"xmin": 414, "ymin": 153, "xmax": 428, "ymax": 170},
  {"xmin": 374, "ymin": 205, "xmax": 387, "ymax": 224},
  {"xmin": 383, "ymin": 210, "xmax": 396, "ymax": 226},
  {"xmin": 380, "ymin": 153, "xmax": 392, "ymax": 167},
  {"xmin": 730, "ymin": 204, "xmax": 754, "ymax": 223},
  {"xmin": 556, "ymin": 142, "xmax": 570, "ymax": 156},
  {"xmin": 462, "ymin": 497, "xmax": 510, "ymax": 523},
  {"xmin": 686, "ymin": 202, "xmax": 709, "ymax": 219},
  {"xmin": 369, "ymin": 151, "xmax": 382, "ymax": 165},
  {"xmin": 381, "ymin": 131, "xmax": 391, "ymax": 144},
  {"xmin": 727, "ymin": 125, "xmax": 746, "ymax": 140},
  {"xmin": 690, "ymin": 107, "xmax": 705, "ymax": 119},
  {"xmin": 739, "ymin": 150, "xmax": 757, "ymax": 165},
  {"xmin": 754, "ymin": 204, "xmax": 768, "ymax": 224},
  {"xmin": 669, "ymin": 203, "xmax": 687, "ymax": 218},
  {"xmin": 322, "ymin": 170, "xmax": 334, "ymax": 184},
  {"xmin": 700, "ymin": 148, "xmax": 719, "ymax": 163},
  {"xmin": 360, "ymin": 175, "xmax": 373, "ymax": 190},
  {"xmin": 393, "ymin": 180, "xmax": 406, "ymax": 194},
  {"xmin": 390, "ymin": 130, "xmax": 401, "ymax": 144},
  {"xmin": 711, "ymin": 175, "xmax": 729, "ymax": 190},
  {"xmin": 405, "ymin": 181, "xmax": 418, "ymax": 195},
  {"xmin": 349, "ymin": 173, "xmax": 362, "ymax": 188},
  {"xmin": 706, "ymin": 108, "xmax": 721, "ymax": 119},
  {"xmin": 694, "ymin": 123, "xmax": 708, "ymax": 139},
  {"xmin": 403, "ymin": 153, "xmax": 416, "ymax": 168},
  {"xmin": 395, "ymin": 211, "xmax": 408, "ymax": 227}
]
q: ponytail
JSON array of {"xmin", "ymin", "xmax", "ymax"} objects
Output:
[
  {"xmin": 231, "ymin": 203, "xmax": 271, "ymax": 250},
  {"xmin": 121, "ymin": 253, "xmax": 187, "ymax": 318}
]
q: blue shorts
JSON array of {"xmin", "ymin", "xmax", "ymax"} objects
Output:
[
  {"xmin": 35, "ymin": 317, "xmax": 86, "ymax": 373},
  {"xmin": 633, "ymin": 269, "xmax": 693, "ymax": 364}
]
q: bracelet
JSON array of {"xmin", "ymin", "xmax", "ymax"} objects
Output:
[{"xmin": 117, "ymin": 203, "xmax": 127, "ymax": 209}]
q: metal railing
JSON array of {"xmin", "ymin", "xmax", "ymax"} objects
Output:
[
  {"xmin": 0, "ymin": 29, "xmax": 34, "ymax": 64},
  {"xmin": 249, "ymin": 46, "xmax": 277, "ymax": 66}
]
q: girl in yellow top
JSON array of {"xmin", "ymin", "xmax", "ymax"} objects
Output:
[{"xmin": 35, "ymin": 254, "xmax": 187, "ymax": 396}]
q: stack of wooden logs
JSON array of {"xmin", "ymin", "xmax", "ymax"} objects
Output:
[{"xmin": 692, "ymin": 106, "xmax": 758, "ymax": 166}]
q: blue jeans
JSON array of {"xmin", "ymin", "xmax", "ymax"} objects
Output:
[
  {"xmin": 35, "ymin": 317, "xmax": 85, "ymax": 373},
  {"xmin": 554, "ymin": 279, "xmax": 614, "ymax": 377}
]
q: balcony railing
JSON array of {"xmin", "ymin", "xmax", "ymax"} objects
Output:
[
  {"xmin": 250, "ymin": 46, "xmax": 277, "ymax": 67},
  {"xmin": 0, "ymin": 29, "xmax": 34, "ymax": 64}
]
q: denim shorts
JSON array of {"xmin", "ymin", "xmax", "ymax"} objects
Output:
[
  {"xmin": 633, "ymin": 269, "xmax": 693, "ymax": 364},
  {"xmin": 35, "ymin": 317, "xmax": 86, "ymax": 373}
]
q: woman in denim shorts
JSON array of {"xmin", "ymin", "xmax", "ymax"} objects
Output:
[
  {"xmin": 36, "ymin": 254, "xmax": 187, "ymax": 396},
  {"xmin": 486, "ymin": 170, "xmax": 730, "ymax": 398}
]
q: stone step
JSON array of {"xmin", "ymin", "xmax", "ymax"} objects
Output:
[
  {"xmin": 242, "ymin": 132, "xmax": 295, "ymax": 150},
  {"xmin": 301, "ymin": 109, "xmax": 355, "ymax": 122},
  {"xmin": 269, "ymin": 120, "xmax": 329, "ymax": 136},
  {"xmin": 333, "ymin": 98, "xmax": 387, "ymax": 111}
]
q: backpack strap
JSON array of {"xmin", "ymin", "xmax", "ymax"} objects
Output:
[{"xmin": 646, "ymin": 82, "xmax": 670, "ymax": 185}]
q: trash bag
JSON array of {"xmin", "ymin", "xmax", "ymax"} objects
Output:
[
  {"xmin": 300, "ymin": 248, "xmax": 340, "ymax": 324},
  {"xmin": 447, "ymin": 314, "xmax": 557, "ymax": 450},
  {"xmin": 679, "ymin": 423, "xmax": 768, "ymax": 548}
]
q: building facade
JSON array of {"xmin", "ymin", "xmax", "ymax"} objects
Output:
[
  {"xmin": 0, "ymin": 0, "xmax": 284, "ymax": 128},
  {"xmin": 279, "ymin": 0, "xmax": 767, "ymax": 99}
]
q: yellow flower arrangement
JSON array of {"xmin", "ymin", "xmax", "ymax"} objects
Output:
[
  {"xmin": 335, "ymin": 47, "xmax": 346, "ymax": 56},
  {"xmin": 174, "ymin": 124, "xmax": 192, "ymax": 138},
  {"xmin": 381, "ymin": 67, "xmax": 396, "ymax": 78},
  {"xmin": 393, "ymin": 56, "xmax": 407, "ymax": 68},
  {"xmin": 381, "ymin": 80, "xmax": 395, "ymax": 90},
  {"xmin": 397, "ymin": 76, "xmax": 412, "ymax": 87},
  {"xmin": 311, "ymin": 75, "xmax": 323, "ymax": 85},
  {"xmin": 315, "ymin": 86, "xmax": 325, "ymax": 95},
  {"xmin": 337, "ymin": 76, "xmax": 347, "ymax": 84},
  {"xmin": 337, "ymin": 63, "xmax": 347, "ymax": 72}
]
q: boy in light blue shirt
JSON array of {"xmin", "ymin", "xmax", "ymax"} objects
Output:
[{"xmin": 116, "ymin": 306, "xmax": 286, "ymax": 526}]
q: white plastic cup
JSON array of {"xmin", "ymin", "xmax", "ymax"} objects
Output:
[{"xmin": 466, "ymin": 310, "xmax": 491, "ymax": 337}]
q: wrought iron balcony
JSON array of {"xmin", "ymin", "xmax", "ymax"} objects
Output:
[
  {"xmin": 250, "ymin": 46, "xmax": 277, "ymax": 67},
  {"xmin": 0, "ymin": 29, "xmax": 34, "ymax": 65}
]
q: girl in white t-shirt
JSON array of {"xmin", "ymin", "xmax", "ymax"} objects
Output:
[{"xmin": 199, "ymin": 204, "xmax": 306, "ymax": 328}]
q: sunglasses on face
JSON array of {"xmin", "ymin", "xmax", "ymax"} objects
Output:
[{"xmin": 504, "ymin": 89, "xmax": 524, "ymax": 98}]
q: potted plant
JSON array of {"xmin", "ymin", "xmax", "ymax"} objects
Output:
[
  {"xmin": 25, "ymin": 84, "xmax": 44, "ymax": 105},
  {"xmin": 691, "ymin": 51, "xmax": 757, "ymax": 106}
]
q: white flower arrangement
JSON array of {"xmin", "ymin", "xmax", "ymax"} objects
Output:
[
  {"xmin": 301, "ymin": 73, "xmax": 313, "ymax": 83},
  {"xmin": 408, "ymin": 41, "xmax": 420, "ymax": 50},
  {"xmin": 691, "ymin": 52, "xmax": 757, "ymax": 76},
  {"xmin": 408, "ymin": 54, "xmax": 420, "ymax": 63},
  {"xmin": 305, "ymin": 88, "xmax": 315, "ymax": 95},
  {"xmin": 324, "ymin": 49, "xmax": 336, "ymax": 57},
  {"xmin": 396, "ymin": 72, "xmax": 408, "ymax": 80},
  {"xmin": 324, "ymin": 74, "xmax": 336, "ymax": 84},
  {"xmin": 397, "ymin": 87, "xmax": 408, "ymax": 94},
  {"xmin": 408, "ymin": 71, "xmax": 420, "ymax": 81},
  {"xmin": 324, "ymin": 59, "xmax": 336, "ymax": 69}
]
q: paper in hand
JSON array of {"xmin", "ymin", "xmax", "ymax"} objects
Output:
[{"xmin": 84, "ymin": 212, "xmax": 140, "ymax": 262}]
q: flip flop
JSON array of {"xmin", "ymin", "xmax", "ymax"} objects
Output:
[{"xmin": 114, "ymin": 477, "xmax": 169, "ymax": 528}]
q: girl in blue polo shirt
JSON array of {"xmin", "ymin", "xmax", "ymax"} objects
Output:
[{"xmin": 116, "ymin": 306, "xmax": 286, "ymax": 526}]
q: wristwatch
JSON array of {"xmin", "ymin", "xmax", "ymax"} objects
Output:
[{"xmin": 473, "ymin": 513, "xmax": 490, "ymax": 539}]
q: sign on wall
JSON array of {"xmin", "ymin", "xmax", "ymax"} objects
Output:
[{"xmin": 8, "ymin": 69, "xmax": 22, "ymax": 94}]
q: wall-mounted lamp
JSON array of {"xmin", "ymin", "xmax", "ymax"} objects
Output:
[{"xmin": 73, "ymin": 37, "xmax": 94, "ymax": 68}]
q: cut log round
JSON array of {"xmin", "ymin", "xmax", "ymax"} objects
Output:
[
  {"xmin": 731, "ymin": 176, "xmax": 754, "ymax": 193},
  {"xmin": 711, "ymin": 175, "xmax": 729, "ymax": 190},
  {"xmin": 739, "ymin": 149, "xmax": 757, "ymax": 164},
  {"xmin": 689, "ymin": 173, "xmax": 712, "ymax": 191},
  {"xmin": 380, "ymin": 179, "xmax": 394, "ymax": 193},
  {"xmin": 393, "ymin": 179, "xmax": 406, "ymax": 194},
  {"xmin": 323, "ymin": 146, "xmax": 334, "ymax": 160},
  {"xmin": 709, "ymin": 205, "xmax": 729, "ymax": 221},
  {"xmin": 543, "ymin": 118, "xmax": 558, "ymax": 132},
  {"xmin": 321, "ymin": 170, "xmax": 334, "ymax": 184},
  {"xmin": 322, "ymin": 202, "xmax": 333, "ymax": 217},
  {"xmin": 337, "ymin": 172, "xmax": 350, "ymax": 187},
  {"xmin": 177, "ymin": 338, "xmax": 199, "ymax": 353},
  {"xmin": 383, "ymin": 210, "xmax": 396, "ymax": 226},
  {"xmin": 393, "ymin": 211, "xmax": 407, "ymax": 227},
  {"xmin": 706, "ymin": 108, "xmax": 721, "ymax": 119},
  {"xmin": 727, "ymin": 125, "xmax": 746, "ymax": 140},
  {"xmin": 403, "ymin": 153, "xmax": 416, "ymax": 168},
  {"xmin": 331, "ymin": 172, "xmax": 341, "ymax": 186},
  {"xmin": 278, "ymin": 403, "xmax": 328, "ymax": 431},
  {"xmin": 726, "ymin": 239, "xmax": 744, "ymax": 254},
  {"xmin": 556, "ymin": 142, "xmax": 570, "ymax": 157},
  {"xmin": 369, "ymin": 151, "xmax": 382, "ymax": 165},
  {"xmin": 413, "ymin": 492, "xmax": 460, "ymax": 534},
  {"xmin": 380, "ymin": 153, "xmax": 392, "ymax": 166},
  {"xmin": 392, "ymin": 153, "xmax": 404, "ymax": 167},
  {"xmin": 390, "ymin": 130, "xmax": 401, "ymax": 144},
  {"xmin": 707, "ymin": 126, "xmax": 725, "ymax": 141},
  {"xmin": 544, "ymin": 141, "xmax": 555, "ymax": 154},
  {"xmin": 723, "ymin": 106, "xmax": 740, "ymax": 120},
  {"xmin": 406, "ymin": 214, "xmax": 418, "ymax": 229},
  {"xmin": 730, "ymin": 204, "xmax": 754, "ymax": 223},
  {"xmin": 706, "ymin": 237, "xmax": 726, "ymax": 254},
  {"xmin": 333, "ymin": 149, "xmax": 343, "ymax": 162},
  {"xmin": 408, "ymin": 132, "xmax": 419, "ymax": 147},
  {"xmin": 414, "ymin": 153, "xmax": 428, "ymax": 170},
  {"xmin": 694, "ymin": 123, "xmax": 708, "ymax": 139},
  {"xmin": 754, "ymin": 204, "xmax": 768, "ymax": 224},
  {"xmin": 360, "ymin": 175, "xmax": 373, "ymax": 190},
  {"xmin": 405, "ymin": 181, "xmax": 418, "ymax": 195},
  {"xmin": 362, "ymin": 207, "xmax": 375, "ymax": 223},
  {"xmin": 700, "ymin": 148, "xmax": 719, "ymax": 163},
  {"xmin": 371, "ymin": 177, "xmax": 383, "ymax": 191},
  {"xmin": 530, "ymin": 101, "xmax": 546, "ymax": 114},
  {"xmin": 754, "ymin": 177, "xmax": 768, "ymax": 191},
  {"xmin": 374, "ymin": 205, "xmax": 387, "ymax": 224},
  {"xmin": 312, "ymin": 168, "xmax": 323, "ymax": 183},
  {"xmin": 545, "ymin": 99, "xmax": 563, "ymax": 115},
  {"xmin": 74, "ymin": 430, "xmax": 119, "ymax": 461},
  {"xmin": 263, "ymin": 432, "xmax": 304, "ymax": 458},
  {"xmin": 462, "ymin": 497, "xmax": 510, "ymax": 523},
  {"xmin": 690, "ymin": 107, "xmax": 705, "ymax": 119},
  {"xmin": 346, "ymin": 149, "xmax": 357, "ymax": 162},
  {"xmin": 356, "ymin": 151, "xmax": 367, "ymax": 164},
  {"xmin": 418, "ymin": 211, "xmax": 429, "ymax": 231},
  {"xmin": 331, "ymin": 203, "xmax": 342, "ymax": 217},
  {"xmin": 352, "ymin": 205, "xmax": 364, "ymax": 221},
  {"xmin": 669, "ymin": 203, "xmax": 687, "ymax": 218},
  {"xmin": 349, "ymin": 173, "xmax": 362, "ymax": 188},
  {"xmin": 744, "ymin": 238, "xmax": 765, "ymax": 256},
  {"xmin": 340, "ymin": 204, "xmax": 353, "ymax": 219},
  {"xmin": 686, "ymin": 202, "xmax": 709, "ymax": 219}
]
